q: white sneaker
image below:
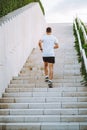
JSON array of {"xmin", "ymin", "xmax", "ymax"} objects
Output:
[
  {"xmin": 48, "ymin": 80, "xmax": 53, "ymax": 88},
  {"xmin": 45, "ymin": 77, "xmax": 49, "ymax": 82}
]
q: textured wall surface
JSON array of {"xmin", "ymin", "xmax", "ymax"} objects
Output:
[{"xmin": 0, "ymin": 3, "xmax": 46, "ymax": 97}]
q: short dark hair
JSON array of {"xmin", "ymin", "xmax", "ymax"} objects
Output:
[{"xmin": 46, "ymin": 27, "xmax": 52, "ymax": 33}]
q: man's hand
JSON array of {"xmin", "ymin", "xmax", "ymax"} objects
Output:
[
  {"xmin": 54, "ymin": 43, "xmax": 59, "ymax": 49},
  {"xmin": 38, "ymin": 40, "xmax": 43, "ymax": 51}
]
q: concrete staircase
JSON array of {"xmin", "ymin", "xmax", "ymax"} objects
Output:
[{"xmin": 0, "ymin": 23, "xmax": 87, "ymax": 130}]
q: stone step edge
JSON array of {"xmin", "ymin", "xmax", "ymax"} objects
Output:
[
  {"xmin": 0, "ymin": 122, "xmax": 86, "ymax": 130},
  {"xmin": 5, "ymin": 87, "xmax": 87, "ymax": 92},
  {"xmin": 0, "ymin": 98, "xmax": 87, "ymax": 103},
  {"xmin": 0, "ymin": 108, "xmax": 86, "ymax": 115},
  {"xmin": 8, "ymin": 85, "xmax": 84, "ymax": 88},
  {"xmin": 0, "ymin": 102, "xmax": 87, "ymax": 104},
  {"xmin": 0, "ymin": 108, "xmax": 87, "ymax": 110},
  {"xmin": 0, "ymin": 115, "xmax": 87, "ymax": 117},
  {"xmin": 3, "ymin": 91, "xmax": 87, "ymax": 94},
  {"xmin": 0, "ymin": 108, "xmax": 87, "ymax": 111},
  {"xmin": 0, "ymin": 122, "xmax": 86, "ymax": 125},
  {"xmin": 2, "ymin": 93, "xmax": 87, "ymax": 98},
  {"xmin": 1, "ymin": 96, "xmax": 87, "ymax": 98},
  {"xmin": 0, "ymin": 102, "xmax": 87, "ymax": 109},
  {"xmin": 0, "ymin": 115, "xmax": 87, "ymax": 123}
]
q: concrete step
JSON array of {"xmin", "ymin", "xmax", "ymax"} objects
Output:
[
  {"xmin": 60, "ymin": 83, "xmax": 83, "ymax": 87},
  {"xmin": 20, "ymin": 70, "xmax": 38, "ymax": 74},
  {"xmin": 10, "ymin": 79, "xmax": 36, "ymax": 84},
  {"xmin": 12, "ymin": 75, "xmax": 82, "ymax": 80},
  {"xmin": 54, "ymin": 79, "xmax": 81, "ymax": 83},
  {"xmin": 0, "ymin": 102, "xmax": 87, "ymax": 109},
  {"xmin": 18, "ymin": 73, "xmax": 37, "ymax": 76},
  {"xmin": 8, "ymin": 84, "xmax": 35, "ymax": 88},
  {"xmin": 2, "ymin": 92, "xmax": 87, "ymax": 97},
  {"xmin": 0, "ymin": 115, "xmax": 87, "ymax": 123},
  {"xmin": 8, "ymin": 83, "xmax": 84, "ymax": 88},
  {"xmin": 12, "ymin": 76, "xmax": 36, "ymax": 80},
  {"xmin": 0, "ymin": 108, "xmax": 87, "ymax": 115},
  {"xmin": 1, "ymin": 97, "xmax": 87, "ymax": 103},
  {"xmin": 0, "ymin": 122, "xmax": 87, "ymax": 130},
  {"xmin": 5, "ymin": 87, "xmax": 87, "ymax": 93},
  {"xmin": 10, "ymin": 79, "xmax": 81, "ymax": 84},
  {"xmin": 0, "ymin": 103, "xmax": 61, "ymax": 109}
]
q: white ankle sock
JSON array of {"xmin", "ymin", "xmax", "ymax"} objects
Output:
[{"xmin": 49, "ymin": 80, "xmax": 52, "ymax": 82}]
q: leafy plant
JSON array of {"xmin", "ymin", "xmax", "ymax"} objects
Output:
[
  {"xmin": 0, "ymin": 0, "xmax": 45, "ymax": 18},
  {"xmin": 81, "ymin": 21, "xmax": 87, "ymax": 34},
  {"xmin": 73, "ymin": 23, "xmax": 81, "ymax": 62},
  {"xmin": 80, "ymin": 57, "xmax": 87, "ymax": 86},
  {"xmin": 83, "ymin": 44, "xmax": 87, "ymax": 56},
  {"xmin": 73, "ymin": 18, "xmax": 87, "ymax": 86}
]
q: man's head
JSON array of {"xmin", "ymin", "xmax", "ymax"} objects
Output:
[{"xmin": 46, "ymin": 27, "xmax": 52, "ymax": 33}]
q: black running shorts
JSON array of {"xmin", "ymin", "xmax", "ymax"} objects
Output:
[{"xmin": 43, "ymin": 57, "xmax": 55, "ymax": 63}]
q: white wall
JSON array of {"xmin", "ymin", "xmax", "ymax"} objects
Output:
[{"xmin": 0, "ymin": 3, "xmax": 46, "ymax": 97}]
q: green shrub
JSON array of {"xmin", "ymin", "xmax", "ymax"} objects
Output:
[
  {"xmin": 0, "ymin": 0, "xmax": 45, "ymax": 18},
  {"xmin": 83, "ymin": 44, "xmax": 87, "ymax": 56},
  {"xmin": 73, "ymin": 18, "xmax": 87, "ymax": 86},
  {"xmin": 80, "ymin": 57, "xmax": 87, "ymax": 86},
  {"xmin": 81, "ymin": 21, "xmax": 87, "ymax": 34},
  {"xmin": 73, "ymin": 23, "xmax": 81, "ymax": 62}
]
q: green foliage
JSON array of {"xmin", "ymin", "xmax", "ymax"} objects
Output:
[
  {"xmin": 79, "ymin": 28, "xmax": 85, "ymax": 47},
  {"xmin": 80, "ymin": 58, "xmax": 87, "ymax": 86},
  {"xmin": 83, "ymin": 44, "xmax": 87, "ymax": 56},
  {"xmin": 0, "ymin": 0, "xmax": 45, "ymax": 18},
  {"xmin": 81, "ymin": 21, "xmax": 87, "ymax": 34},
  {"xmin": 73, "ymin": 23, "xmax": 81, "ymax": 62},
  {"xmin": 34, "ymin": 0, "xmax": 45, "ymax": 15},
  {"xmin": 75, "ymin": 18, "xmax": 79, "ymax": 30},
  {"xmin": 75, "ymin": 18, "xmax": 87, "ymax": 56},
  {"xmin": 73, "ymin": 18, "xmax": 87, "ymax": 86}
]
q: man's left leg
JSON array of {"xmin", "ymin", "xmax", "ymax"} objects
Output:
[
  {"xmin": 48, "ymin": 63, "xmax": 54, "ymax": 87},
  {"xmin": 44, "ymin": 61, "xmax": 49, "ymax": 82}
]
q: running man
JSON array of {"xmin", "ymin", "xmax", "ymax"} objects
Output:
[{"xmin": 38, "ymin": 27, "xmax": 59, "ymax": 88}]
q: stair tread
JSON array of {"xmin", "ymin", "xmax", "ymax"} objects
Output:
[
  {"xmin": 5, "ymin": 87, "xmax": 87, "ymax": 92},
  {"xmin": 0, "ymin": 109, "xmax": 87, "ymax": 115},
  {"xmin": 0, "ymin": 97, "xmax": 87, "ymax": 103}
]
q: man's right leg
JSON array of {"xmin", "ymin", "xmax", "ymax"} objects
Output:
[
  {"xmin": 44, "ymin": 62, "xmax": 48, "ymax": 76},
  {"xmin": 49, "ymin": 63, "xmax": 54, "ymax": 80}
]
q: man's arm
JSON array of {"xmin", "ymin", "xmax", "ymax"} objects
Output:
[
  {"xmin": 54, "ymin": 43, "xmax": 59, "ymax": 49},
  {"xmin": 38, "ymin": 40, "xmax": 43, "ymax": 51}
]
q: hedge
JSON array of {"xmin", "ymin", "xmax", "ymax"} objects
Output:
[
  {"xmin": 73, "ymin": 18, "xmax": 87, "ymax": 86},
  {"xmin": 0, "ymin": 0, "xmax": 45, "ymax": 18}
]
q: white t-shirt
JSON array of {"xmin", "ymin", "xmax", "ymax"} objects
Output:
[{"xmin": 41, "ymin": 34, "xmax": 58, "ymax": 57}]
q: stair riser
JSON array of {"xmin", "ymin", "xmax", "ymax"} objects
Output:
[
  {"xmin": 10, "ymin": 80, "xmax": 36, "ymax": 84},
  {"xmin": 0, "ymin": 109, "xmax": 87, "ymax": 115},
  {"xmin": 2, "ymin": 92, "xmax": 87, "ymax": 97},
  {"xmin": 1, "ymin": 97, "xmax": 87, "ymax": 103},
  {"xmin": 10, "ymin": 80, "xmax": 81, "ymax": 84},
  {"xmin": 8, "ymin": 84, "xmax": 35, "ymax": 88},
  {"xmin": 0, "ymin": 123, "xmax": 87, "ymax": 130},
  {"xmin": 5, "ymin": 87, "xmax": 87, "ymax": 92},
  {"xmin": 0, "ymin": 116, "xmax": 87, "ymax": 123},
  {"xmin": 0, "ymin": 103, "xmax": 87, "ymax": 109}
]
